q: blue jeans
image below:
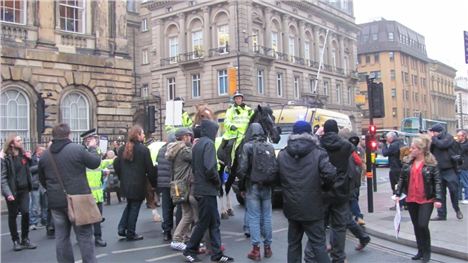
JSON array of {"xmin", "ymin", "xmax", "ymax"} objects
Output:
[
  {"xmin": 29, "ymin": 190, "xmax": 41, "ymax": 225},
  {"xmin": 118, "ymin": 199, "xmax": 143, "ymax": 237},
  {"xmin": 349, "ymin": 190, "xmax": 363, "ymax": 220},
  {"xmin": 51, "ymin": 208, "xmax": 96, "ymax": 263},
  {"xmin": 246, "ymin": 184, "xmax": 272, "ymax": 246},
  {"xmin": 459, "ymin": 169, "xmax": 468, "ymax": 200}
]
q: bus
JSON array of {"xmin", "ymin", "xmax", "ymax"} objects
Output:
[{"xmin": 400, "ymin": 117, "xmax": 447, "ymax": 134}]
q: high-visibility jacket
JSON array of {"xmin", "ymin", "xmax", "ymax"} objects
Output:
[
  {"xmin": 86, "ymin": 158, "xmax": 113, "ymax": 203},
  {"xmin": 165, "ymin": 111, "xmax": 193, "ymax": 133},
  {"xmin": 222, "ymin": 104, "xmax": 253, "ymax": 140}
]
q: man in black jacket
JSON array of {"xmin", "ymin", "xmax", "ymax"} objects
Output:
[
  {"xmin": 429, "ymin": 124, "xmax": 463, "ymax": 220},
  {"xmin": 278, "ymin": 121, "xmax": 336, "ymax": 263},
  {"xmin": 1, "ymin": 134, "xmax": 37, "ymax": 251},
  {"xmin": 457, "ymin": 130, "xmax": 468, "ymax": 204},
  {"xmin": 183, "ymin": 120, "xmax": 234, "ymax": 263},
  {"xmin": 382, "ymin": 131, "xmax": 403, "ymax": 210},
  {"xmin": 38, "ymin": 123, "xmax": 101, "ymax": 262},
  {"xmin": 320, "ymin": 119, "xmax": 354, "ymax": 263}
]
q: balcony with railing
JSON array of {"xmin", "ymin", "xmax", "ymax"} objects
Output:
[
  {"xmin": 1, "ymin": 23, "xmax": 30, "ymax": 44},
  {"xmin": 160, "ymin": 56, "xmax": 179, "ymax": 66},
  {"xmin": 59, "ymin": 31, "xmax": 94, "ymax": 48},
  {"xmin": 208, "ymin": 45, "xmax": 230, "ymax": 57},
  {"xmin": 178, "ymin": 50, "xmax": 204, "ymax": 67}
]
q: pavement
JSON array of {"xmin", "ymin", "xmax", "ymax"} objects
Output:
[
  {"xmin": 2, "ymin": 175, "xmax": 467, "ymax": 261},
  {"xmin": 359, "ymin": 179, "xmax": 468, "ymax": 261}
]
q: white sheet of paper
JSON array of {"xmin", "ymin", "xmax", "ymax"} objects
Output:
[
  {"xmin": 394, "ymin": 202, "xmax": 401, "ymax": 239},
  {"xmin": 99, "ymin": 136, "xmax": 108, "ymax": 155},
  {"xmin": 165, "ymin": 100, "xmax": 183, "ymax": 126}
]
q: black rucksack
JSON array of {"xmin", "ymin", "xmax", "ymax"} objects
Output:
[{"xmin": 250, "ymin": 141, "xmax": 278, "ymax": 185}]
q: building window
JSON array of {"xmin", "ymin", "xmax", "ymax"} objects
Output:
[
  {"xmin": 309, "ymin": 78, "xmax": 316, "ymax": 93},
  {"xmin": 370, "ymin": 71, "xmax": 381, "ymax": 79},
  {"xmin": 347, "ymin": 86, "xmax": 353, "ymax": 105},
  {"xmin": 388, "ymin": 32, "xmax": 394, "ymax": 41},
  {"xmin": 142, "ymin": 49, "xmax": 149, "ymax": 64},
  {"xmin": 141, "ymin": 84, "xmax": 149, "ymax": 98},
  {"xmin": 61, "ymin": 92, "xmax": 90, "ymax": 141},
  {"xmin": 335, "ymin": 83, "xmax": 342, "ymax": 104},
  {"xmin": 277, "ymin": 73, "xmax": 283, "ymax": 97},
  {"xmin": 1, "ymin": 0, "xmax": 26, "ymax": 24},
  {"xmin": 218, "ymin": 69, "xmax": 228, "ymax": 95},
  {"xmin": 372, "ymin": 33, "xmax": 378, "ymax": 41},
  {"xmin": 391, "ymin": 88, "xmax": 396, "ymax": 98},
  {"xmin": 289, "ymin": 36, "xmax": 295, "ymax": 59},
  {"xmin": 0, "ymin": 89, "xmax": 29, "ymax": 140},
  {"xmin": 257, "ymin": 70, "xmax": 264, "ymax": 94},
  {"xmin": 365, "ymin": 55, "xmax": 370, "ymax": 63},
  {"xmin": 390, "ymin": 70, "xmax": 395, "ymax": 80},
  {"xmin": 331, "ymin": 48, "xmax": 337, "ymax": 68},
  {"xmin": 192, "ymin": 30, "xmax": 203, "ymax": 58},
  {"xmin": 392, "ymin": 107, "xmax": 397, "ymax": 117},
  {"xmin": 304, "ymin": 41, "xmax": 310, "ymax": 60},
  {"xmin": 323, "ymin": 80, "xmax": 329, "ymax": 96},
  {"xmin": 217, "ymin": 25, "xmax": 229, "ymax": 53},
  {"xmin": 374, "ymin": 54, "xmax": 379, "ymax": 63},
  {"xmin": 389, "ymin": 52, "xmax": 394, "ymax": 61},
  {"xmin": 59, "ymin": 0, "xmax": 85, "ymax": 33},
  {"xmin": 192, "ymin": 74, "xmax": 201, "ymax": 98},
  {"xmin": 127, "ymin": 0, "xmax": 136, "ymax": 12},
  {"xmin": 169, "ymin": 36, "xmax": 178, "ymax": 63},
  {"xmin": 294, "ymin": 76, "xmax": 300, "ymax": 99},
  {"xmin": 271, "ymin": 32, "xmax": 278, "ymax": 53},
  {"xmin": 141, "ymin": 18, "xmax": 148, "ymax": 32},
  {"xmin": 167, "ymin": 77, "xmax": 176, "ymax": 100}
]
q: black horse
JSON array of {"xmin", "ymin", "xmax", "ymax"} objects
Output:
[{"xmin": 217, "ymin": 105, "xmax": 281, "ymax": 218}]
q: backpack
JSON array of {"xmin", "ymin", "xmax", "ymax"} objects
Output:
[{"xmin": 250, "ymin": 141, "xmax": 278, "ymax": 185}]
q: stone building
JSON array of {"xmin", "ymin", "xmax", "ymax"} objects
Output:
[
  {"xmin": 454, "ymin": 77, "xmax": 468, "ymax": 129},
  {"xmin": 141, "ymin": 0, "xmax": 362, "ymax": 132},
  {"xmin": 1, "ymin": 1, "xmax": 136, "ymax": 146}
]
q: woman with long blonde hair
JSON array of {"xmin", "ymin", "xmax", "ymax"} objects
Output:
[{"xmin": 395, "ymin": 135, "xmax": 442, "ymax": 262}]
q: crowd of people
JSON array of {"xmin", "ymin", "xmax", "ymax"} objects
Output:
[{"xmin": 1, "ymin": 95, "xmax": 467, "ymax": 263}]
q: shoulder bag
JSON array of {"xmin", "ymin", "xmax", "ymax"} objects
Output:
[{"xmin": 49, "ymin": 150, "xmax": 102, "ymax": 226}]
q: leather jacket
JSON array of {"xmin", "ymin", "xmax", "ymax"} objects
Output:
[{"xmin": 395, "ymin": 158, "xmax": 442, "ymax": 201}]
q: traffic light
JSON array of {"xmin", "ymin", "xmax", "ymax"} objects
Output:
[
  {"xmin": 369, "ymin": 139, "xmax": 378, "ymax": 151},
  {"xmin": 146, "ymin": 105, "xmax": 156, "ymax": 133},
  {"xmin": 36, "ymin": 96, "xmax": 49, "ymax": 134},
  {"xmin": 370, "ymin": 82, "xmax": 385, "ymax": 118},
  {"xmin": 369, "ymin": 124, "xmax": 376, "ymax": 136}
]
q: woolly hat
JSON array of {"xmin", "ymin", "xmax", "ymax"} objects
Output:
[
  {"xmin": 175, "ymin": 127, "xmax": 193, "ymax": 138},
  {"xmin": 429, "ymin": 124, "xmax": 444, "ymax": 133},
  {"xmin": 323, "ymin": 119, "xmax": 339, "ymax": 133},
  {"xmin": 292, "ymin": 120, "xmax": 312, "ymax": 134}
]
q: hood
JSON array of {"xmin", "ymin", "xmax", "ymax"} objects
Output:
[
  {"xmin": 165, "ymin": 141, "xmax": 186, "ymax": 161},
  {"xmin": 286, "ymin": 133, "xmax": 320, "ymax": 158},
  {"xmin": 50, "ymin": 138, "xmax": 72, "ymax": 154},
  {"xmin": 250, "ymin": 123, "xmax": 265, "ymax": 141},
  {"xmin": 320, "ymin": 132, "xmax": 343, "ymax": 151},
  {"xmin": 200, "ymin": 119, "xmax": 219, "ymax": 141}
]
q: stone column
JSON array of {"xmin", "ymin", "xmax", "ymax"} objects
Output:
[
  {"xmin": 264, "ymin": 8, "xmax": 271, "ymax": 49},
  {"xmin": 282, "ymin": 14, "xmax": 289, "ymax": 54},
  {"xmin": 36, "ymin": 1, "xmax": 56, "ymax": 47},
  {"xmin": 203, "ymin": 6, "xmax": 210, "ymax": 53},
  {"xmin": 314, "ymin": 26, "xmax": 320, "ymax": 63},
  {"xmin": 298, "ymin": 21, "xmax": 305, "ymax": 58},
  {"xmin": 178, "ymin": 13, "xmax": 186, "ymax": 54},
  {"xmin": 339, "ymin": 35, "xmax": 345, "ymax": 69},
  {"xmin": 94, "ymin": 0, "xmax": 109, "ymax": 52},
  {"xmin": 154, "ymin": 19, "xmax": 162, "ymax": 62}
]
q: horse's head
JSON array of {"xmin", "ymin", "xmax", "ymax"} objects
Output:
[
  {"xmin": 250, "ymin": 105, "xmax": 281, "ymax": 143},
  {"xmin": 194, "ymin": 104, "xmax": 215, "ymax": 125}
]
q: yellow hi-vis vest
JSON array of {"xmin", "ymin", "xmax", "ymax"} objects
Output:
[{"xmin": 86, "ymin": 159, "xmax": 114, "ymax": 203}]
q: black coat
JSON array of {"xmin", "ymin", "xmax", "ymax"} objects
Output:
[
  {"xmin": 156, "ymin": 143, "xmax": 172, "ymax": 188},
  {"xmin": 30, "ymin": 154, "xmax": 40, "ymax": 190},
  {"xmin": 38, "ymin": 139, "xmax": 101, "ymax": 209},
  {"xmin": 278, "ymin": 133, "xmax": 336, "ymax": 221},
  {"xmin": 1, "ymin": 154, "xmax": 32, "ymax": 198},
  {"xmin": 382, "ymin": 139, "xmax": 402, "ymax": 171},
  {"xmin": 396, "ymin": 158, "xmax": 443, "ymax": 201},
  {"xmin": 114, "ymin": 142, "xmax": 157, "ymax": 201},
  {"xmin": 459, "ymin": 140, "xmax": 468, "ymax": 170},
  {"xmin": 430, "ymin": 132, "xmax": 455, "ymax": 170}
]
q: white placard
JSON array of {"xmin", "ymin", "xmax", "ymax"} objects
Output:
[
  {"xmin": 99, "ymin": 136, "xmax": 108, "ymax": 155},
  {"xmin": 165, "ymin": 100, "xmax": 183, "ymax": 126}
]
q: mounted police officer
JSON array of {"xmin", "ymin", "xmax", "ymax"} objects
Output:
[
  {"xmin": 81, "ymin": 129, "xmax": 112, "ymax": 247},
  {"xmin": 218, "ymin": 91, "xmax": 253, "ymax": 171}
]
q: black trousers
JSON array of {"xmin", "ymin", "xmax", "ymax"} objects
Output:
[
  {"xmin": 437, "ymin": 169, "xmax": 460, "ymax": 218},
  {"xmin": 6, "ymin": 191, "xmax": 30, "ymax": 242},
  {"xmin": 389, "ymin": 169, "xmax": 400, "ymax": 194},
  {"xmin": 407, "ymin": 202, "xmax": 433, "ymax": 258},
  {"xmin": 93, "ymin": 202, "xmax": 103, "ymax": 238},
  {"xmin": 290, "ymin": 219, "xmax": 330, "ymax": 263},
  {"xmin": 159, "ymin": 187, "xmax": 181, "ymax": 233},
  {"xmin": 185, "ymin": 195, "xmax": 223, "ymax": 261},
  {"xmin": 324, "ymin": 201, "xmax": 348, "ymax": 263}
]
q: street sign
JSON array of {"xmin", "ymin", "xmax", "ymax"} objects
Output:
[{"xmin": 465, "ymin": 31, "xmax": 468, "ymax": 64}]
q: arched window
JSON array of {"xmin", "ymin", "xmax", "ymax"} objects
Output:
[
  {"xmin": 0, "ymin": 89, "xmax": 30, "ymax": 140},
  {"xmin": 61, "ymin": 92, "xmax": 90, "ymax": 141}
]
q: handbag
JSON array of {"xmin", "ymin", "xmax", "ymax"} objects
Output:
[
  {"xmin": 170, "ymin": 179, "xmax": 190, "ymax": 204},
  {"xmin": 49, "ymin": 150, "xmax": 102, "ymax": 226}
]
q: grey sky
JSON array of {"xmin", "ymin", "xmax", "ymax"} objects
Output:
[{"xmin": 354, "ymin": 0, "xmax": 468, "ymax": 77}]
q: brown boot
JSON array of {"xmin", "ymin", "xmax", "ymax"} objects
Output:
[
  {"xmin": 247, "ymin": 245, "xmax": 261, "ymax": 261},
  {"xmin": 264, "ymin": 245, "xmax": 273, "ymax": 258}
]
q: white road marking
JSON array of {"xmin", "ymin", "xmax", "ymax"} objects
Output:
[
  {"xmin": 220, "ymin": 231, "xmax": 244, "ymax": 236},
  {"xmin": 272, "ymin": 227, "xmax": 288, "ymax": 233},
  {"xmin": 111, "ymin": 243, "xmax": 170, "ymax": 254},
  {"xmin": 145, "ymin": 252, "xmax": 181, "ymax": 262}
]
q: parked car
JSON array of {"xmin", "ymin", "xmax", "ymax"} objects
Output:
[{"xmin": 375, "ymin": 153, "xmax": 389, "ymax": 167}]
